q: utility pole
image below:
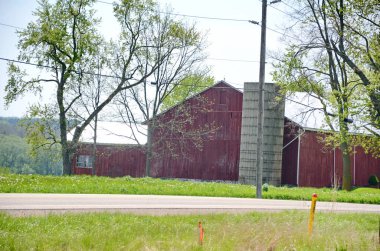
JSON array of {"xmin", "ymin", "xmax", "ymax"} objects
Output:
[{"xmin": 256, "ymin": 0, "xmax": 268, "ymax": 199}]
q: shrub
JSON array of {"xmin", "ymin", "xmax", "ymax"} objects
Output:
[
  {"xmin": 0, "ymin": 167, "xmax": 11, "ymax": 174},
  {"xmin": 368, "ymin": 175, "xmax": 379, "ymax": 186},
  {"xmin": 262, "ymin": 183, "xmax": 269, "ymax": 192}
]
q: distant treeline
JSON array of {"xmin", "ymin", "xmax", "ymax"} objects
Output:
[
  {"xmin": 0, "ymin": 117, "xmax": 26, "ymax": 137},
  {"xmin": 0, "ymin": 117, "xmax": 62, "ymax": 175}
]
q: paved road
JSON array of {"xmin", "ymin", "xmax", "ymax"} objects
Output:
[{"xmin": 0, "ymin": 193, "xmax": 379, "ymax": 216}]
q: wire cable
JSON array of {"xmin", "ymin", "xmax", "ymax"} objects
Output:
[
  {"xmin": 97, "ymin": 0, "xmax": 255, "ymax": 22},
  {"xmin": 207, "ymin": 57, "xmax": 261, "ymax": 63},
  {"xmin": 0, "ymin": 22, "xmax": 22, "ymax": 30},
  {"xmin": 0, "ymin": 56, "xmax": 121, "ymax": 79}
]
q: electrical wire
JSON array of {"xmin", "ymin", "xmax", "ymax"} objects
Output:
[
  {"xmin": 1, "ymin": 53, "xmax": 369, "ymax": 127},
  {"xmin": 280, "ymin": 1, "xmax": 299, "ymax": 12},
  {"xmin": 0, "ymin": 1, "xmax": 300, "ymax": 42},
  {"xmin": 0, "ymin": 57, "xmax": 121, "ymax": 79},
  {"xmin": 1, "ymin": 56, "xmax": 374, "ymax": 117},
  {"xmin": 268, "ymin": 2, "xmax": 304, "ymax": 23},
  {"xmin": 97, "ymin": 0, "xmax": 254, "ymax": 22},
  {"xmin": 0, "ymin": 22, "xmax": 22, "ymax": 30},
  {"xmin": 0, "ymin": 55, "xmax": 311, "ymax": 108},
  {"xmin": 207, "ymin": 57, "xmax": 261, "ymax": 63},
  {"xmin": 96, "ymin": 0, "xmax": 300, "ymax": 40}
]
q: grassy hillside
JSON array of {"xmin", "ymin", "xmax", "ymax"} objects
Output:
[
  {"xmin": 0, "ymin": 173, "xmax": 379, "ymax": 204},
  {"xmin": 0, "ymin": 211, "xmax": 378, "ymax": 250}
]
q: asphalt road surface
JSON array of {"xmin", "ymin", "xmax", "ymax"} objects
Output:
[{"xmin": 0, "ymin": 193, "xmax": 379, "ymax": 216}]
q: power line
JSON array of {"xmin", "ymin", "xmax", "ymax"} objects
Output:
[
  {"xmin": 207, "ymin": 57, "xmax": 261, "ymax": 63},
  {"xmin": 0, "ymin": 22, "xmax": 22, "ymax": 30},
  {"xmin": 163, "ymin": 12, "xmax": 251, "ymax": 22},
  {"xmin": 0, "ymin": 56, "xmax": 326, "ymax": 109},
  {"xmin": 0, "ymin": 8, "xmax": 297, "ymax": 40},
  {"xmin": 97, "ymin": 0, "xmax": 299, "ymax": 40},
  {"xmin": 266, "ymin": 25, "xmax": 299, "ymax": 40},
  {"xmin": 0, "ymin": 19, "xmax": 264, "ymax": 63},
  {"xmin": 268, "ymin": 2, "xmax": 304, "ymax": 22},
  {"xmin": 0, "ymin": 57, "xmax": 121, "ymax": 79},
  {"xmin": 268, "ymin": 3, "xmax": 290, "ymax": 16},
  {"xmin": 280, "ymin": 1, "xmax": 300, "ymax": 12},
  {"xmin": 0, "ymin": 56, "xmax": 261, "ymax": 85},
  {"xmin": 0, "ymin": 57, "xmax": 55, "ymax": 69},
  {"xmin": 157, "ymin": 10, "xmax": 299, "ymax": 41},
  {"xmin": 96, "ymin": 0, "xmax": 114, "ymax": 5},
  {"xmin": 97, "ymin": 0, "xmax": 254, "ymax": 22},
  {"xmin": 0, "ymin": 55, "xmax": 334, "ymax": 117}
]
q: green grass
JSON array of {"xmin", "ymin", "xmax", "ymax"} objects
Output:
[
  {"xmin": 0, "ymin": 211, "xmax": 378, "ymax": 250},
  {"xmin": 0, "ymin": 173, "xmax": 379, "ymax": 204}
]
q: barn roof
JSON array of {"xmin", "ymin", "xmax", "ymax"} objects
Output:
[
  {"xmin": 284, "ymin": 95, "xmax": 375, "ymax": 135},
  {"xmin": 149, "ymin": 80, "xmax": 242, "ymax": 122},
  {"xmin": 68, "ymin": 121, "xmax": 147, "ymax": 145},
  {"xmin": 72, "ymin": 81, "xmax": 241, "ymax": 145}
]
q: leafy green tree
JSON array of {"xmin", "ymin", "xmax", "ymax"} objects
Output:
[
  {"xmin": 338, "ymin": 0, "xmax": 380, "ymax": 156},
  {"xmin": 334, "ymin": 0, "xmax": 380, "ymax": 129},
  {"xmin": 272, "ymin": 0, "xmax": 379, "ymax": 190},
  {"xmin": 161, "ymin": 74, "xmax": 214, "ymax": 111},
  {"xmin": 5, "ymin": 0, "xmax": 103, "ymax": 175},
  {"xmin": 5, "ymin": 0, "xmax": 179, "ymax": 175}
]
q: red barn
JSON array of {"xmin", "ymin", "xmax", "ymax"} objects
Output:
[
  {"xmin": 72, "ymin": 81, "xmax": 380, "ymax": 187},
  {"xmin": 73, "ymin": 81, "xmax": 243, "ymax": 181},
  {"xmin": 149, "ymin": 81, "xmax": 243, "ymax": 181},
  {"xmin": 71, "ymin": 121, "xmax": 147, "ymax": 177},
  {"xmin": 72, "ymin": 143, "xmax": 146, "ymax": 177},
  {"xmin": 282, "ymin": 119, "xmax": 380, "ymax": 187}
]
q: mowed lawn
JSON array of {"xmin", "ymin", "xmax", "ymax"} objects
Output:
[
  {"xmin": 0, "ymin": 211, "xmax": 378, "ymax": 250},
  {"xmin": 0, "ymin": 173, "xmax": 379, "ymax": 204}
]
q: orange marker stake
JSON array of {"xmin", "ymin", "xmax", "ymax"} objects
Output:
[
  {"xmin": 308, "ymin": 193, "xmax": 318, "ymax": 236},
  {"xmin": 198, "ymin": 221, "xmax": 204, "ymax": 245}
]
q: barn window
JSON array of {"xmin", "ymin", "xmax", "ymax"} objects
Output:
[{"xmin": 76, "ymin": 155, "xmax": 94, "ymax": 168}]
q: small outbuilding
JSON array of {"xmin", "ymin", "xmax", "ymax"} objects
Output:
[{"xmin": 282, "ymin": 119, "xmax": 380, "ymax": 187}]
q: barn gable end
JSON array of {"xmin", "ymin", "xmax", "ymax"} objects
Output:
[{"xmin": 150, "ymin": 81, "xmax": 243, "ymax": 181}]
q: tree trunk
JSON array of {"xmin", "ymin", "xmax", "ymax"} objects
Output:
[
  {"xmin": 62, "ymin": 146, "xmax": 72, "ymax": 175},
  {"xmin": 340, "ymin": 118, "xmax": 352, "ymax": 191},
  {"xmin": 92, "ymin": 115, "xmax": 98, "ymax": 176},
  {"xmin": 58, "ymin": 80, "xmax": 72, "ymax": 175},
  {"xmin": 340, "ymin": 141, "xmax": 352, "ymax": 191},
  {"xmin": 145, "ymin": 121, "xmax": 154, "ymax": 177}
]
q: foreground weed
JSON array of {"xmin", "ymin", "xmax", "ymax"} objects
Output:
[{"xmin": 0, "ymin": 211, "xmax": 378, "ymax": 251}]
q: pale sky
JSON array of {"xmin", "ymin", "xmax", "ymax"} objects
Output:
[{"xmin": 0, "ymin": 0, "xmax": 292, "ymax": 118}]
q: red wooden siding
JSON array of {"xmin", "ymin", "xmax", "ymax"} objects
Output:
[
  {"xmin": 294, "ymin": 130, "xmax": 380, "ymax": 187},
  {"xmin": 297, "ymin": 131, "xmax": 335, "ymax": 187},
  {"xmin": 150, "ymin": 82, "xmax": 243, "ymax": 181},
  {"xmin": 72, "ymin": 143, "xmax": 146, "ymax": 177},
  {"xmin": 281, "ymin": 119, "xmax": 300, "ymax": 186},
  {"xmin": 352, "ymin": 146, "xmax": 380, "ymax": 186},
  {"xmin": 72, "ymin": 81, "xmax": 379, "ymax": 188}
]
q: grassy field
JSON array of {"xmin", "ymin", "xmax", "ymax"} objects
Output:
[
  {"xmin": 0, "ymin": 173, "xmax": 379, "ymax": 204},
  {"xmin": 0, "ymin": 211, "xmax": 378, "ymax": 250}
]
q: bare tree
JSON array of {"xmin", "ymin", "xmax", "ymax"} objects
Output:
[
  {"xmin": 112, "ymin": 5, "xmax": 214, "ymax": 176},
  {"xmin": 69, "ymin": 46, "xmax": 110, "ymax": 175}
]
